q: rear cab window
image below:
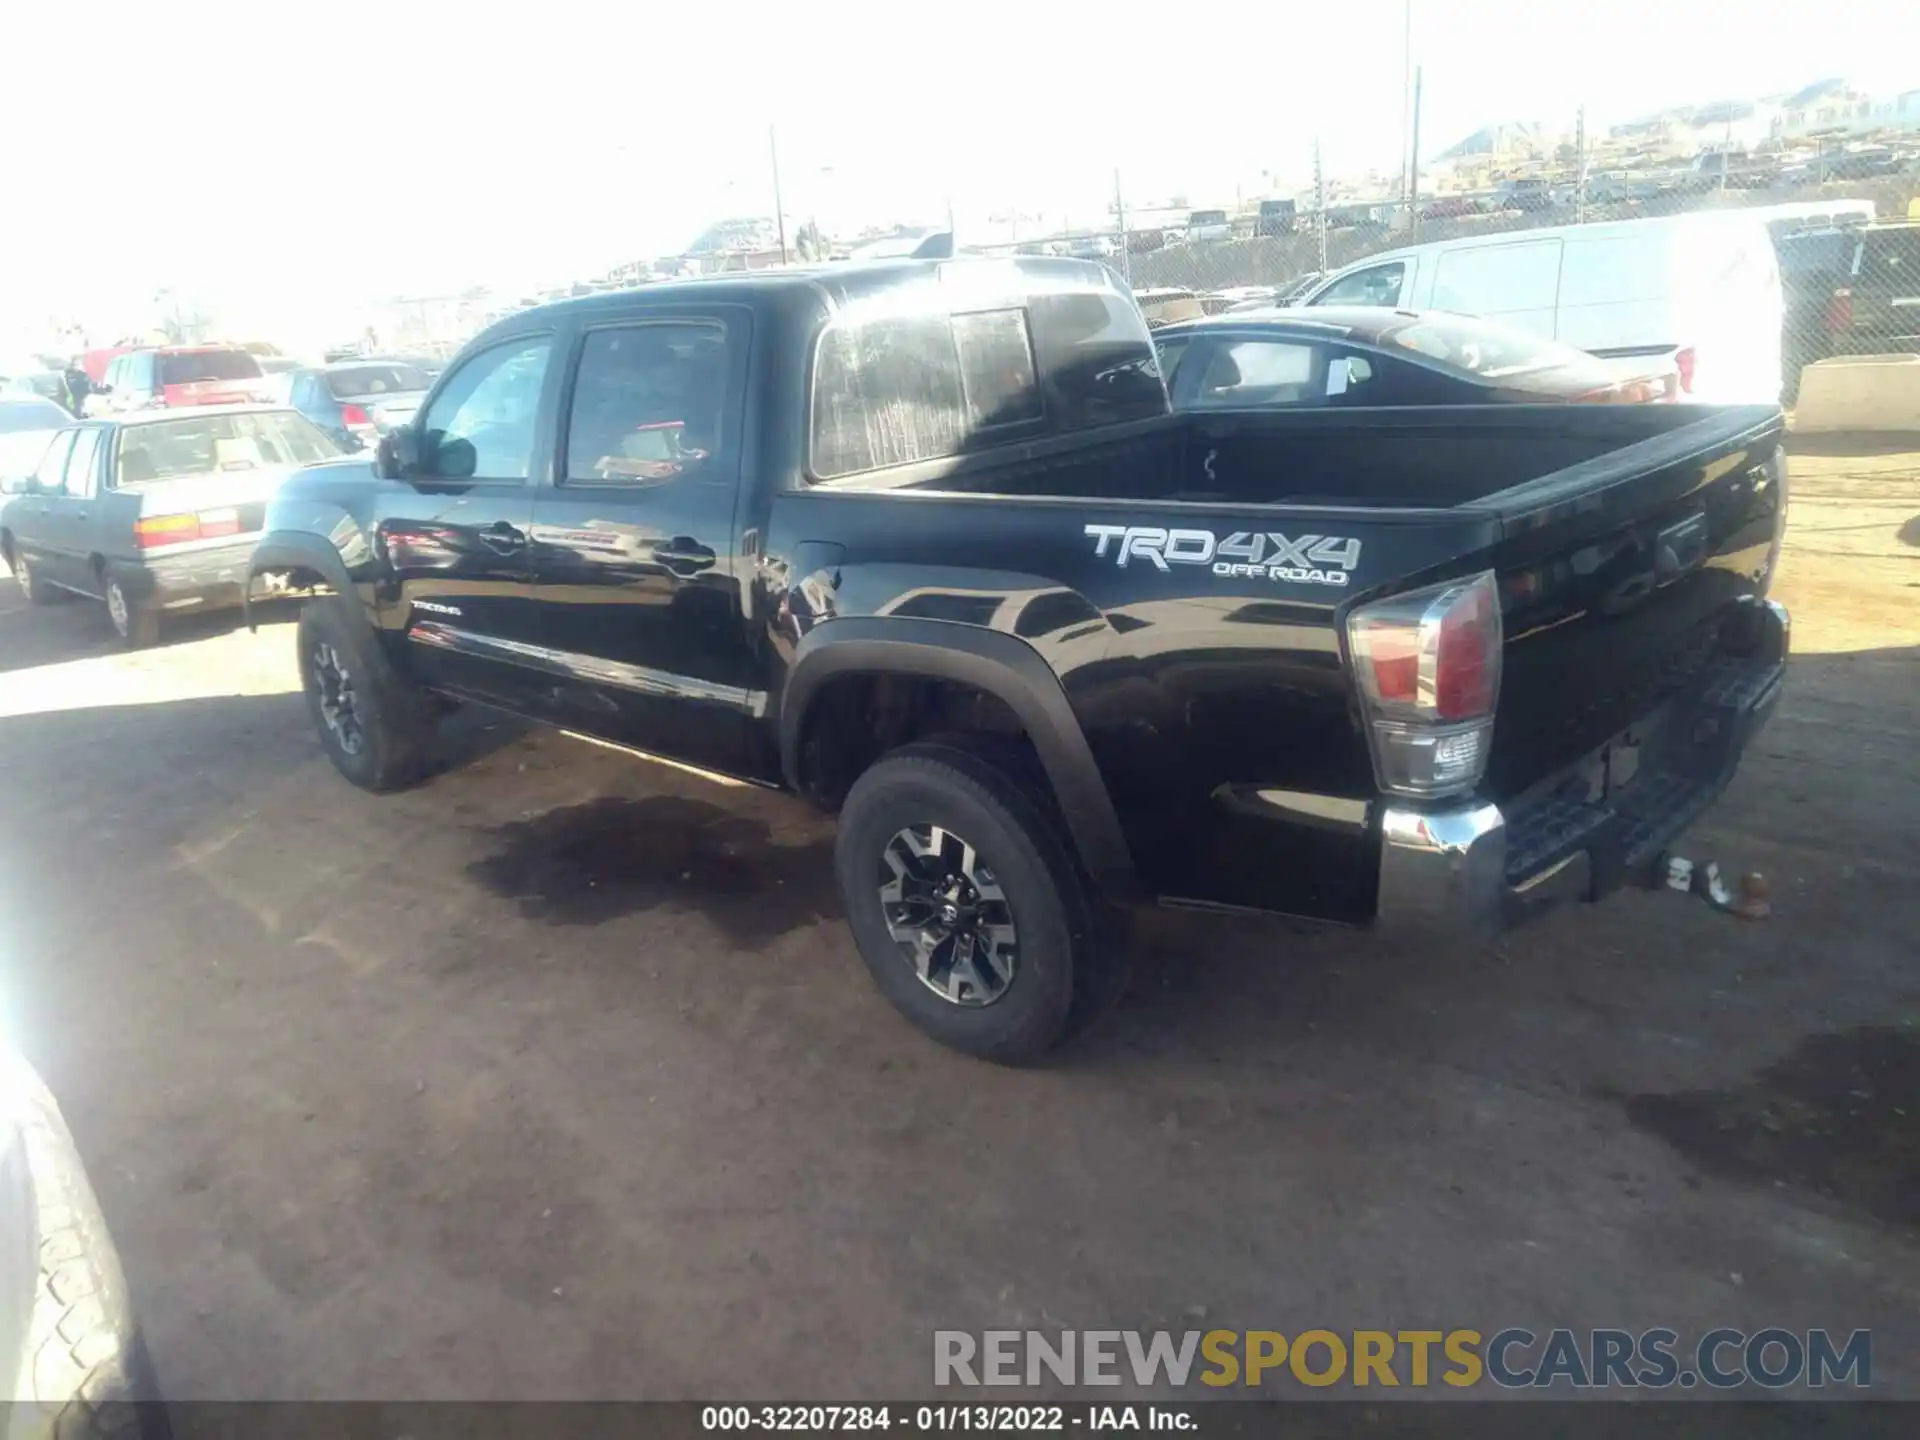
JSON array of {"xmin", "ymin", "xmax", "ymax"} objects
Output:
[
  {"xmin": 114, "ymin": 412, "xmax": 341, "ymax": 488},
  {"xmin": 159, "ymin": 350, "xmax": 264, "ymax": 385},
  {"xmin": 326, "ymin": 364, "xmax": 430, "ymax": 399},
  {"xmin": 808, "ymin": 272, "xmax": 1164, "ymax": 483}
]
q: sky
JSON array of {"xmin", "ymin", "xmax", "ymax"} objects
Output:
[{"xmin": 1, "ymin": 0, "xmax": 1913, "ymax": 355}]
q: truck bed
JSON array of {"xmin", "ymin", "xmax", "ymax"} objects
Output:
[{"xmin": 797, "ymin": 401, "xmax": 1787, "ymax": 917}]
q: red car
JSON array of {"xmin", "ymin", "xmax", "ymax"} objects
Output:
[{"xmin": 87, "ymin": 346, "xmax": 275, "ymax": 415}]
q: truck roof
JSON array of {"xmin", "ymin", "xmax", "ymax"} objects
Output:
[{"xmin": 486, "ymin": 256, "xmax": 1126, "ymax": 336}]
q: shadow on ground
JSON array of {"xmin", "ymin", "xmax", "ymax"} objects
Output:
[{"xmin": 466, "ymin": 793, "xmax": 840, "ymax": 946}]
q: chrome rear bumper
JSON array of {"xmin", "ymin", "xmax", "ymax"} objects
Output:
[{"xmin": 1375, "ymin": 598, "xmax": 1789, "ymax": 936}]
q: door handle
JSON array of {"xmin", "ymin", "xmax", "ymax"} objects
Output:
[
  {"xmin": 479, "ymin": 521, "xmax": 527, "ymax": 554},
  {"xmin": 654, "ymin": 538, "xmax": 716, "ymax": 573}
]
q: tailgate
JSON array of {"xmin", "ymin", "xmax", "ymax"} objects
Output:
[{"xmin": 1463, "ymin": 405, "xmax": 1786, "ymax": 800}]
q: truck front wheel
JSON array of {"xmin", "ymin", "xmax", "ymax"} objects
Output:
[
  {"xmin": 834, "ymin": 739, "xmax": 1115, "ymax": 1064},
  {"xmin": 296, "ymin": 596, "xmax": 437, "ymax": 792}
]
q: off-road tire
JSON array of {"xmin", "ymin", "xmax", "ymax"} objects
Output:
[
  {"xmin": 297, "ymin": 595, "xmax": 438, "ymax": 792},
  {"xmin": 103, "ymin": 569, "xmax": 160, "ymax": 649},
  {"xmin": 834, "ymin": 737, "xmax": 1124, "ymax": 1064}
]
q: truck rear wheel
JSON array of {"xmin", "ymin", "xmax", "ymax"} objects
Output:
[
  {"xmin": 296, "ymin": 596, "xmax": 437, "ymax": 792},
  {"xmin": 834, "ymin": 739, "xmax": 1119, "ymax": 1064}
]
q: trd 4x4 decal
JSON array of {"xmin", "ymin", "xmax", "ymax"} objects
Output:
[{"xmin": 1084, "ymin": 525, "xmax": 1361, "ymax": 586}]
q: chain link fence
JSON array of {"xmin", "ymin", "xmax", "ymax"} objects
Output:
[{"xmin": 968, "ymin": 170, "xmax": 1920, "ymax": 401}]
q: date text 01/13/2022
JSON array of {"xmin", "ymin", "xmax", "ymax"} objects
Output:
[{"xmin": 699, "ymin": 1404, "xmax": 1193, "ymax": 1431}]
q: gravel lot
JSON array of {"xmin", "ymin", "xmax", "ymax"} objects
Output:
[{"xmin": 2, "ymin": 438, "xmax": 1917, "ymax": 1400}]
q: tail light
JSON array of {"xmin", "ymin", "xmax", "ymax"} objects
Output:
[
  {"xmin": 1824, "ymin": 289, "xmax": 1853, "ymax": 333},
  {"xmin": 134, "ymin": 507, "xmax": 245, "ymax": 549},
  {"xmin": 340, "ymin": 403, "xmax": 373, "ymax": 427},
  {"xmin": 1347, "ymin": 571, "xmax": 1502, "ymax": 799},
  {"xmin": 1674, "ymin": 346, "xmax": 1697, "ymax": 395}
]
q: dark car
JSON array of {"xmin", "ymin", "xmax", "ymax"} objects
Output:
[
  {"xmin": 1493, "ymin": 178, "xmax": 1555, "ymax": 212},
  {"xmin": 1774, "ymin": 226, "xmax": 1872, "ymax": 397},
  {"xmin": 247, "ymin": 257, "xmax": 1788, "ymax": 1063},
  {"xmin": 1826, "ymin": 222, "xmax": 1920, "ymax": 358},
  {"xmin": 1153, "ymin": 308, "xmax": 1678, "ymax": 409},
  {"xmin": 1255, "ymin": 198, "xmax": 1297, "ymax": 237},
  {"xmin": 278, "ymin": 359, "xmax": 434, "ymax": 451}
]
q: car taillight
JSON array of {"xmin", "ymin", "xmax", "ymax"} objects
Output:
[
  {"xmin": 1347, "ymin": 571, "xmax": 1502, "ymax": 799},
  {"xmin": 134, "ymin": 507, "xmax": 245, "ymax": 549},
  {"xmin": 1674, "ymin": 346, "xmax": 1697, "ymax": 395},
  {"xmin": 340, "ymin": 403, "xmax": 372, "ymax": 426},
  {"xmin": 1824, "ymin": 289, "xmax": 1853, "ymax": 333}
]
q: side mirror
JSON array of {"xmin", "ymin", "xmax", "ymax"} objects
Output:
[
  {"xmin": 0, "ymin": 475, "xmax": 26, "ymax": 496},
  {"xmin": 374, "ymin": 427, "xmax": 422, "ymax": 480}
]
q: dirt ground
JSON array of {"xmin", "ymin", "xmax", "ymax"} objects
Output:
[{"xmin": 2, "ymin": 440, "xmax": 1917, "ymax": 1401}]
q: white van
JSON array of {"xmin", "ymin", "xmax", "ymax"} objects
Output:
[{"xmin": 1301, "ymin": 212, "xmax": 1785, "ymax": 404}]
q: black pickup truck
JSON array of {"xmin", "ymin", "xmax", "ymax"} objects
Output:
[{"xmin": 249, "ymin": 258, "xmax": 1790, "ymax": 1062}]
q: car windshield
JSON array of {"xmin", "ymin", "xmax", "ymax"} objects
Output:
[
  {"xmin": 1380, "ymin": 313, "xmax": 1606, "ymax": 382},
  {"xmin": 159, "ymin": 350, "xmax": 264, "ymax": 385},
  {"xmin": 326, "ymin": 365, "xmax": 429, "ymax": 398},
  {"xmin": 1190, "ymin": 211, "xmax": 1228, "ymax": 226},
  {"xmin": 0, "ymin": 398, "xmax": 70, "ymax": 433},
  {"xmin": 114, "ymin": 411, "xmax": 343, "ymax": 487}
]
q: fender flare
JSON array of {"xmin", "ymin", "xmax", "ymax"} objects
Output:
[
  {"xmin": 244, "ymin": 531, "xmax": 360, "ymax": 632},
  {"xmin": 780, "ymin": 617, "xmax": 1138, "ymax": 900}
]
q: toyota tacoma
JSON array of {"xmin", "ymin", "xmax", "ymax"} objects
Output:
[{"xmin": 248, "ymin": 257, "xmax": 1790, "ymax": 1063}]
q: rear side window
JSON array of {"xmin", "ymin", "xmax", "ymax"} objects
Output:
[
  {"xmin": 159, "ymin": 350, "xmax": 263, "ymax": 385},
  {"xmin": 811, "ymin": 316, "xmax": 968, "ymax": 479},
  {"xmin": 809, "ymin": 289, "xmax": 1158, "ymax": 481},
  {"xmin": 1191, "ymin": 339, "xmax": 1319, "ymax": 408},
  {"xmin": 1431, "ymin": 239, "xmax": 1563, "ymax": 317},
  {"xmin": 951, "ymin": 309, "xmax": 1042, "ymax": 428}
]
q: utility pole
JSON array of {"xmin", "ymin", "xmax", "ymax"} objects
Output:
[
  {"xmin": 1575, "ymin": 105, "xmax": 1589, "ymax": 224},
  {"xmin": 1314, "ymin": 137, "xmax": 1328, "ymax": 272},
  {"xmin": 769, "ymin": 124, "xmax": 789, "ymax": 265},
  {"xmin": 1113, "ymin": 168, "xmax": 1131, "ymax": 285},
  {"xmin": 1408, "ymin": 65, "xmax": 1423, "ymax": 238},
  {"xmin": 1399, "ymin": 0, "xmax": 1413, "ymax": 205}
]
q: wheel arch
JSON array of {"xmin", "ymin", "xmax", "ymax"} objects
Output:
[
  {"xmin": 780, "ymin": 617, "xmax": 1138, "ymax": 900},
  {"xmin": 245, "ymin": 530, "xmax": 359, "ymax": 632}
]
